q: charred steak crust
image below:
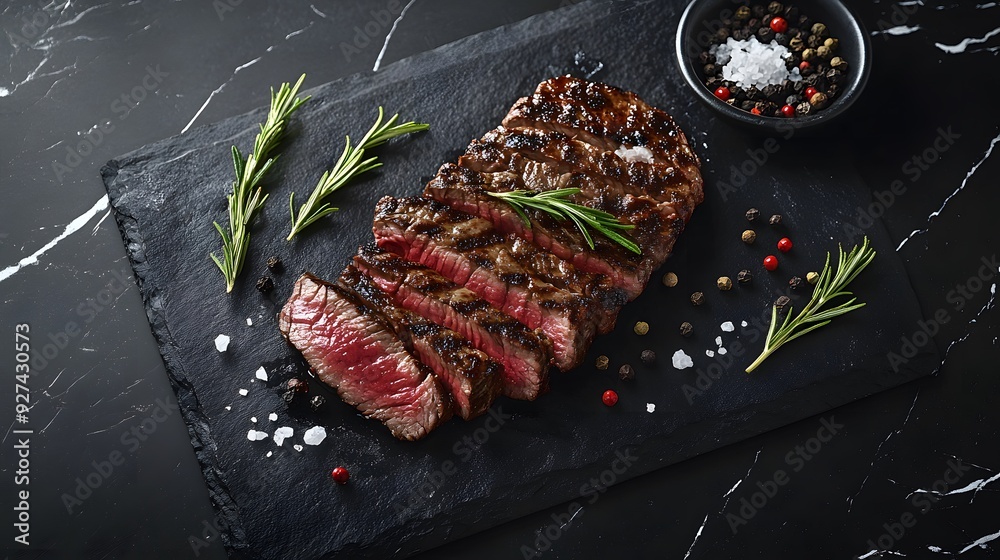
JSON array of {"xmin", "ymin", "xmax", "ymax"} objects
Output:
[
  {"xmin": 353, "ymin": 244, "xmax": 552, "ymax": 401},
  {"xmin": 373, "ymin": 195, "xmax": 602, "ymax": 370},
  {"xmin": 337, "ymin": 265, "xmax": 503, "ymax": 420},
  {"xmin": 278, "ymin": 273, "xmax": 452, "ymax": 441}
]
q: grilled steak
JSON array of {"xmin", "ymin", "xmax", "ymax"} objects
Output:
[
  {"xmin": 373, "ymin": 195, "xmax": 602, "ymax": 369},
  {"xmin": 354, "ymin": 244, "xmax": 552, "ymax": 401},
  {"xmin": 278, "ymin": 273, "xmax": 452, "ymax": 440},
  {"xmin": 502, "ymin": 75, "xmax": 702, "ymax": 180},
  {"xmin": 338, "ymin": 265, "xmax": 503, "ymax": 420}
]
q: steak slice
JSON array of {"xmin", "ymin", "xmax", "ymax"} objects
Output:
[
  {"xmin": 278, "ymin": 273, "xmax": 451, "ymax": 440},
  {"xmin": 338, "ymin": 265, "xmax": 503, "ymax": 420},
  {"xmin": 373, "ymin": 196, "xmax": 602, "ymax": 370},
  {"xmin": 502, "ymin": 75, "xmax": 702, "ymax": 180},
  {"xmin": 461, "ymin": 126, "xmax": 702, "ymax": 223},
  {"xmin": 424, "ymin": 163, "xmax": 667, "ymax": 298},
  {"xmin": 354, "ymin": 244, "xmax": 552, "ymax": 401}
]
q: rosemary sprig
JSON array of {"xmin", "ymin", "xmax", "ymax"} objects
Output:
[
  {"xmin": 487, "ymin": 188, "xmax": 641, "ymax": 255},
  {"xmin": 211, "ymin": 74, "xmax": 310, "ymax": 292},
  {"xmin": 286, "ymin": 107, "xmax": 429, "ymax": 240},
  {"xmin": 745, "ymin": 237, "xmax": 877, "ymax": 373}
]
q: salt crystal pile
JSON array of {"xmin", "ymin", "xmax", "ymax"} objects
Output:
[{"xmin": 712, "ymin": 37, "xmax": 801, "ymax": 90}]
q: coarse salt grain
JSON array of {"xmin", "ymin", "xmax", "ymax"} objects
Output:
[
  {"xmin": 247, "ymin": 430, "xmax": 268, "ymax": 441},
  {"xmin": 714, "ymin": 37, "xmax": 802, "ymax": 90},
  {"xmin": 672, "ymin": 349, "xmax": 694, "ymax": 370},
  {"xmin": 238, "ymin": 389, "xmax": 248, "ymax": 397},
  {"xmin": 273, "ymin": 426, "xmax": 293, "ymax": 446},
  {"xmin": 293, "ymin": 444, "xmax": 303, "ymax": 452},
  {"xmin": 303, "ymin": 426, "xmax": 327, "ymax": 446},
  {"xmin": 721, "ymin": 321, "xmax": 735, "ymax": 332},
  {"xmin": 715, "ymin": 336, "xmax": 723, "ymax": 347},
  {"xmin": 741, "ymin": 320, "xmax": 749, "ymax": 327},
  {"xmin": 214, "ymin": 334, "xmax": 230, "ymax": 352},
  {"xmin": 266, "ymin": 451, "xmax": 272, "ymax": 457},
  {"xmin": 268, "ymin": 413, "xmax": 278, "ymax": 422},
  {"xmin": 615, "ymin": 145, "xmax": 655, "ymax": 164},
  {"xmin": 719, "ymin": 347, "xmax": 728, "ymax": 355},
  {"xmin": 255, "ymin": 366, "xmax": 268, "ymax": 381},
  {"xmin": 246, "ymin": 318, "xmax": 253, "ymax": 326},
  {"xmin": 250, "ymin": 416, "xmax": 257, "ymax": 423},
  {"xmin": 225, "ymin": 406, "xmax": 231, "ymax": 411},
  {"xmin": 646, "ymin": 403, "xmax": 656, "ymax": 413},
  {"xmin": 706, "ymin": 349, "xmax": 716, "ymax": 358}
]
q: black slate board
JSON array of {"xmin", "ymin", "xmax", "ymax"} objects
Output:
[{"xmin": 101, "ymin": 1, "xmax": 940, "ymax": 558}]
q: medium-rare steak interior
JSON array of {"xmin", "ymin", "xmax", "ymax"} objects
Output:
[{"xmin": 279, "ymin": 76, "xmax": 703, "ymax": 439}]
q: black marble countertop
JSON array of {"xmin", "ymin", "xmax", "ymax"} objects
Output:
[{"xmin": 1, "ymin": 1, "xmax": 997, "ymax": 559}]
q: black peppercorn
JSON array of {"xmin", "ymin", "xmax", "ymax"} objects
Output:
[
  {"xmin": 704, "ymin": 63, "xmax": 717, "ymax": 76},
  {"xmin": 640, "ymin": 350, "xmax": 656, "ymax": 365},
  {"xmin": 282, "ymin": 390, "xmax": 296, "ymax": 405},
  {"xmin": 789, "ymin": 276, "xmax": 804, "ymax": 290},
  {"xmin": 786, "ymin": 94, "xmax": 803, "ymax": 105},
  {"xmin": 266, "ymin": 256, "xmax": 283, "ymax": 272},
  {"xmin": 716, "ymin": 27, "xmax": 731, "ymax": 41},
  {"xmin": 741, "ymin": 100, "xmax": 755, "ymax": 110},
  {"xmin": 690, "ymin": 291, "xmax": 705, "ymax": 306},
  {"xmin": 775, "ymin": 295, "xmax": 791, "ymax": 309},
  {"xmin": 680, "ymin": 322, "xmax": 694, "ymax": 337},
  {"xmin": 768, "ymin": 1, "xmax": 783, "ymax": 14},
  {"xmin": 758, "ymin": 27, "xmax": 775, "ymax": 43},
  {"xmin": 256, "ymin": 276, "xmax": 274, "ymax": 293},
  {"xmin": 619, "ymin": 363, "xmax": 636, "ymax": 381},
  {"xmin": 286, "ymin": 378, "xmax": 309, "ymax": 393},
  {"xmin": 762, "ymin": 83, "xmax": 784, "ymax": 103},
  {"xmin": 807, "ymin": 34, "xmax": 822, "ymax": 49},
  {"xmin": 774, "ymin": 32, "xmax": 788, "ymax": 46},
  {"xmin": 699, "ymin": 51, "xmax": 714, "ymax": 64},
  {"xmin": 746, "ymin": 207, "xmax": 760, "ymax": 221},
  {"xmin": 769, "ymin": 214, "xmax": 783, "ymax": 225},
  {"xmin": 752, "ymin": 4, "xmax": 765, "ymax": 18},
  {"xmin": 738, "ymin": 269, "xmax": 753, "ymax": 284},
  {"xmin": 309, "ymin": 395, "xmax": 326, "ymax": 411}
]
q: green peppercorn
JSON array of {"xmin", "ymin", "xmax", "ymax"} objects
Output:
[
  {"xmin": 596, "ymin": 355, "xmax": 610, "ymax": 370},
  {"xmin": 830, "ymin": 56, "xmax": 848, "ymax": 70},
  {"xmin": 679, "ymin": 322, "xmax": 694, "ymax": 337},
  {"xmin": 768, "ymin": 1, "xmax": 783, "ymax": 14},
  {"xmin": 742, "ymin": 229, "xmax": 757, "ymax": 244},
  {"xmin": 735, "ymin": 5, "xmax": 750, "ymax": 19},
  {"xmin": 824, "ymin": 37, "xmax": 839, "ymax": 50},
  {"xmin": 662, "ymin": 272, "xmax": 679, "ymax": 287},
  {"xmin": 801, "ymin": 48, "xmax": 816, "ymax": 61},
  {"xmin": 789, "ymin": 36, "xmax": 804, "ymax": 51},
  {"xmin": 690, "ymin": 292, "xmax": 705, "ymax": 306},
  {"xmin": 811, "ymin": 22, "xmax": 828, "ymax": 38},
  {"xmin": 806, "ymin": 271, "xmax": 820, "ymax": 285},
  {"xmin": 634, "ymin": 321, "xmax": 650, "ymax": 336},
  {"xmin": 816, "ymin": 45, "xmax": 831, "ymax": 59},
  {"xmin": 717, "ymin": 276, "xmax": 733, "ymax": 291}
]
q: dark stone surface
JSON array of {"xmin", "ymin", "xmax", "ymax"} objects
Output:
[
  {"xmin": 101, "ymin": 2, "xmax": 936, "ymax": 558},
  {"xmin": 1, "ymin": 1, "xmax": 998, "ymax": 559}
]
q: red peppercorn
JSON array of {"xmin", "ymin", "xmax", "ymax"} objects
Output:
[
  {"xmin": 781, "ymin": 104, "xmax": 796, "ymax": 117},
  {"xmin": 763, "ymin": 255, "xmax": 779, "ymax": 271},
  {"xmin": 602, "ymin": 390, "xmax": 619, "ymax": 407},
  {"xmin": 750, "ymin": 107, "xmax": 762, "ymax": 115},
  {"xmin": 714, "ymin": 86, "xmax": 731, "ymax": 101},
  {"xmin": 777, "ymin": 237, "xmax": 793, "ymax": 252},
  {"xmin": 331, "ymin": 466, "xmax": 350, "ymax": 484},
  {"xmin": 799, "ymin": 61, "xmax": 811, "ymax": 71},
  {"xmin": 769, "ymin": 16, "xmax": 788, "ymax": 33},
  {"xmin": 804, "ymin": 87, "xmax": 818, "ymax": 99}
]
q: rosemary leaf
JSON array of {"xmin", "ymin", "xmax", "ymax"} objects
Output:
[
  {"xmin": 745, "ymin": 237, "xmax": 877, "ymax": 373},
  {"xmin": 211, "ymin": 74, "xmax": 309, "ymax": 292}
]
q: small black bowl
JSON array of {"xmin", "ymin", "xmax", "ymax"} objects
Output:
[{"xmin": 675, "ymin": 0, "xmax": 871, "ymax": 133}]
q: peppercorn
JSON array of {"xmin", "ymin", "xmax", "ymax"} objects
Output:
[
  {"xmin": 256, "ymin": 276, "xmax": 274, "ymax": 293},
  {"xmin": 596, "ymin": 355, "xmax": 610, "ymax": 370},
  {"xmin": 704, "ymin": 63, "xmax": 717, "ymax": 76},
  {"xmin": 789, "ymin": 276, "xmax": 804, "ymax": 290},
  {"xmin": 735, "ymin": 5, "xmax": 750, "ymax": 19},
  {"xmin": 777, "ymin": 237, "xmax": 793, "ymax": 252},
  {"xmin": 287, "ymin": 377, "xmax": 309, "ymax": 393},
  {"xmin": 714, "ymin": 86, "xmax": 731, "ymax": 101},
  {"xmin": 774, "ymin": 32, "xmax": 788, "ymax": 46},
  {"xmin": 619, "ymin": 363, "xmax": 636, "ymax": 381},
  {"xmin": 781, "ymin": 104, "xmax": 796, "ymax": 117},
  {"xmin": 752, "ymin": 4, "xmax": 765, "ymax": 18},
  {"xmin": 786, "ymin": 94, "xmax": 803, "ymax": 105},
  {"xmin": 738, "ymin": 269, "xmax": 753, "ymax": 284},
  {"xmin": 830, "ymin": 56, "xmax": 848, "ymax": 70},
  {"xmin": 806, "ymin": 271, "xmax": 820, "ymax": 285},
  {"xmin": 266, "ymin": 256, "xmax": 283, "ymax": 272},
  {"xmin": 801, "ymin": 48, "xmax": 816, "ymax": 61},
  {"xmin": 309, "ymin": 395, "xmax": 326, "ymax": 411},
  {"xmin": 816, "ymin": 45, "xmax": 831, "ymax": 59},
  {"xmin": 602, "ymin": 389, "xmax": 619, "ymax": 407},
  {"xmin": 331, "ymin": 466, "xmax": 350, "ymax": 485},
  {"xmin": 690, "ymin": 292, "xmax": 705, "ymax": 306},
  {"xmin": 281, "ymin": 390, "xmax": 296, "ymax": 405},
  {"xmin": 775, "ymin": 295, "xmax": 791, "ymax": 309},
  {"xmin": 640, "ymin": 350, "xmax": 656, "ymax": 365},
  {"xmin": 679, "ymin": 322, "xmax": 694, "ymax": 337},
  {"xmin": 825, "ymin": 68, "xmax": 844, "ymax": 84},
  {"xmin": 634, "ymin": 321, "xmax": 650, "ymax": 336},
  {"xmin": 741, "ymin": 100, "xmax": 755, "ymax": 110},
  {"xmin": 747, "ymin": 17, "xmax": 760, "ymax": 30},
  {"xmin": 807, "ymin": 34, "xmax": 822, "ymax": 49},
  {"xmin": 768, "ymin": 1, "xmax": 783, "ymax": 14},
  {"xmin": 746, "ymin": 207, "xmax": 760, "ymax": 221},
  {"xmin": 789, "ymin": 36, "xmax": 804, "ymax": 51},
  {"xmin": 795, "ymin": 101, "xmax": 813, "ymax": 116},
  {"xmin": 716, "ymin": 27, "xmax": 731, "ymax": 42},
  {"xmin": 662, "ymin": 272, "xmax": 679, "ymax": 287},
  {"xmin": 809, "ymin": 92, "xmax": 829, "ymax": 109},
  {"xmin": 769, "ymin": 214, "xmax": 783, "ymax": 225},
  {"xmin": 717, "ymin": 276, "xmax": 733, "ymax": 291},
  {"xmin": 763, "ymin": 255, "xmax": 779, "ymax": 271},
  {"xmin": 699, "ymin": 51, "xmax": 714, "ymax": 64},
  {"xmin": 811, "ymin": 22, "xmax": 828, "ymax": 37},
  {"xmin": 742, "ymin": 229, "xmax": 757, "ymax": 244},
  {"xmin": 824, "ymin": 37, "xmax": 839, "ymax": 50},
  {"xmin": 758, "ymin": 27, "xmax": 775, "ymax": 43}
]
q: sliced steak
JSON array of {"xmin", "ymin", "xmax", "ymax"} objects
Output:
[
  {"xmin": 424, "ymin": 163, "xmax": 669, "ymax": 298},
  {"xmin": 278, "ymin": 273, "xmax": 451, "ymax": 440},
  {"xmin": 373, "ymin": 196, "xmax": 602, "ymax": 369},
  {"xmin": 461, "ymin": 126, "xmax": 702, "ymax": 222},
  {"xmin": 338, "ymin": 265, "xmax": 503, "ymax": 420},
  {"xmin": 354, "ymin": 244, "xmax": 552, "ymax": 401},
  {"xmin": 502, "ymin": 75, "xmax": 702, "ymax": 180}
]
